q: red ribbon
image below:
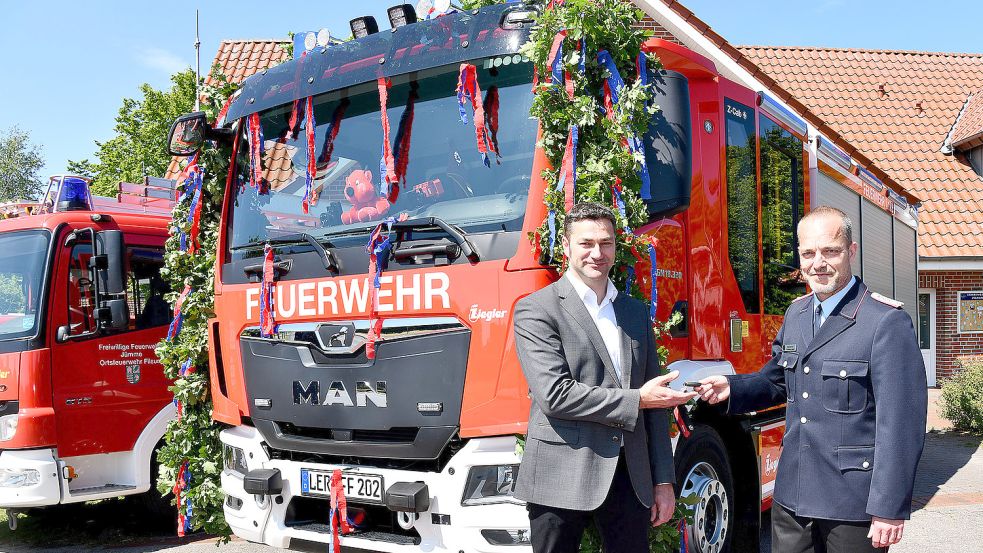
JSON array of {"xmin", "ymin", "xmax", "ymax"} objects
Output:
[
  {"xmin": 248, "ymin": 113, "xmax": 267, "ymax": 193},
  {"xmin": 328, "ymin": 469, "xmax": 351, "ymax": 552},
  {"xmin": 378, "ymin": 78, "xmax": 399, "ymax": 198},
  {"xmin": 559, "ymin": 126, "xmax": 577, "ymax": 211},
  {"xmin": 456, "ymin": 64, "xmax": 494, "ymax": 166},
  {"xmin": 260, "ymin": 244, "xmax": 277, "ymax": 337},
  {"xmin": 303, "ymin": 96, "xmax": 317, "ymax": 213}
]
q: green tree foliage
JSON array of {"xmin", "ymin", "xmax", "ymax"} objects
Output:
[
  {"xmin": 0, "ymin": 126, "xmax": 45, "ymax": 202},
  {"xmin": 154, "ymin": 69, "xmax": 238, "ymax": 539},
  {"xmin": 76, "ymin": 70, "xmax": 196, "ymax": 197}
]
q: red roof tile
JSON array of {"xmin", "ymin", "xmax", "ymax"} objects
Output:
[
  {"xmin": 951, "ymin": 92, "xmax": 983, "ymax": 149},
  {"xmin": 735, "ymin": 45, "xmax": 983, "ymax": 259}
]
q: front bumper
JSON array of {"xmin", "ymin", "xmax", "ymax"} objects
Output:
[
  {"xmin": 220, "ymin": 425, "xmax": 531, "ymax": 552},
  {"xmin": 0, "ymin": 449, "xmax": 60, "ymax": 508}
]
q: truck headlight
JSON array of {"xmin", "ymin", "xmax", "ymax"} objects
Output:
[
  {"xmin": 0, "ymin": 414, "xmax": 18, "ymax": 441},
  {"xmin": 223, "ymin": 444, "xmax": 248, "ymax": 476},
  {"xmin": 461, "ymin": 464, "xmax": 520, "ymax": 506},
  {"xmin": 0, "ymin": 468, "xmax": 39, "ymax": 488}
]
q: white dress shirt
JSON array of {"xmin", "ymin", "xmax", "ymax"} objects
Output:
[
  {"xmin": 813, "ymin": 276, "xmax": 858, "ymax": 327},
  {"xmin": 566, "ymin": 271, "xmax": 622, "ymax": 381}
]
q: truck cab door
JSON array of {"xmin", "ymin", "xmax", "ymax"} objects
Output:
[{"xmin": 48, "ymin": 228, "xmax": 170, "ymax": 463}]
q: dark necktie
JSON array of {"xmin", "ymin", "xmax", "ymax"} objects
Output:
[{"xmin": 813, "ymin": 304, "xmax": 823, "ymax": 340}]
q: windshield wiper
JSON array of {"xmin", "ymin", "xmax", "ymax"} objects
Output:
[
  {"xmin": 241, "ymin": 233, "xmax": 341, "ymax": 276},
  {"xmin": 392, "ymin": 217, "xmax": 480, "ymax": 263}
]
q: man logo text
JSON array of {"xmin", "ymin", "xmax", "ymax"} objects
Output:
[{"xmin": 293, "ymin": 380, "xmax": 388, "ymax": 408}]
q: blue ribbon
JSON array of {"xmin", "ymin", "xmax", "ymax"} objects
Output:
[
  {"xmin": 546, "ymin": 211, "xmax": 557, "ymax": 262},
  {"xmin": 625, "ymin": 266, "xmax": 635, "ymax": 295},
  {"xmin": 649, "ymin": 242, "xmax": 658, "ymax": 320},
  {"xmin": 597, "ymin": 50, "xmax": 652, "ymax": 200}
]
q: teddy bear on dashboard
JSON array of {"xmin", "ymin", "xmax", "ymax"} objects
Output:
[{"xmin": 341, "ymin": 169, "xmax": 391, "ymax": 225}]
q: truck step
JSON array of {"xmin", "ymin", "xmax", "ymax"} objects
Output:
[
  {"xmin": 292, "ymin": 523, "xmax": 420, "ymax": 545},
  {"xmin": 70, "ymin": 484, "xmax": 137, "ymax": 496}
]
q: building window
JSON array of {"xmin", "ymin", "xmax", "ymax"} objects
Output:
[
  {"xmin": 918, "ymin": 292, "xmax": 932, "ymax": 349},
  {"xmin": 725, "ymin": 98, "xmax": 760, "ymax": 314},
  {"xmin": 967, "ymin": 146, "xmax": 983, "ymax": 178}
]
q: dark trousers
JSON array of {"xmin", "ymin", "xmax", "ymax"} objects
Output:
[
  {"xmin": 772, "ymin": 501, "xmax": 888, "ymax": 553},
  {"xmin": 527, "ymin": 452, "xmax": 650, "ymax": 553}
]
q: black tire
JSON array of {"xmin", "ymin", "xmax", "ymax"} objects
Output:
[
  {"xmin": 134, "ymin": 446, "xmax": 175, "ymax": 523},
  {"xmin": 674, "ymin": 424, "xmax": 735, "ymax": 553}
]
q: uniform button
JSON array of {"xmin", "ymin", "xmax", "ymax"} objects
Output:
[
  {"xmin": 802, "ymin": 392, "xmax": 809, "ymax": 399},
  {"xmin": 839, "ymin": 369, "xmax": 847, "ymax": 378},
  {"xmin": 803, "ymin": 367, "xmax": 811, "ymax": 374},
  {"xmin": 800, "ymin": 416, "xmax": 808, "ymax": 424},
  {"xmin": 612, "ymin": 436, "xmax": 620, "ymax": 443},
  {"xmin": 862, "ymin": 460, "xmax": 870, "ymax": 469}
]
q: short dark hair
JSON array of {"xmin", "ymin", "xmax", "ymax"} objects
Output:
[
  {"xmin": 799, "ymin": 205, "xmax": 853, "ymax": 244},
  {"xmin": 563, "ymin": 202, "xmax": 617, "ymax": 237}
]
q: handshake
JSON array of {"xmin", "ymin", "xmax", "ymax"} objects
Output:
[{"xmin": 638, "ymin": 372, "xmax": 731, "ymax": 409}]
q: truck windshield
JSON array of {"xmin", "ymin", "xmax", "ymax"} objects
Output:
[
  {"xmin": 0, "ymin": 230, "xmax": 49, "ymax": 341},
  {"xmin": 229, "ymin": 54, "xmax": 536, "ymax": 258}
]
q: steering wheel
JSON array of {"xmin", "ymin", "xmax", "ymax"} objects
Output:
[{"xmin": 497, "ymin": 174, "xmax": 530, "ymax": 195}]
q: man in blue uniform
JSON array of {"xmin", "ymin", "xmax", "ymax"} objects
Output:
[{"xmin": 697, "ymin": 206, "xmax": 927, "ymax": 552}]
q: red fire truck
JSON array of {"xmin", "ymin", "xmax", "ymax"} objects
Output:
[
  {"xmin": 167, "ymin": 3, "xmax": 920, "ymax": 551},
  {"xmin": 0, "ymin": 175, "xmax": 175, "ymax": 528}
]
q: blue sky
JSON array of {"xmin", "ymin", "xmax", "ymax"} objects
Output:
[{"xmin": 1, "ymin": 1, "xmax": 979, "ymax": 182}]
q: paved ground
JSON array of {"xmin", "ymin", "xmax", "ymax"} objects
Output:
[{"xmin": 4, "ymin": 389, "xmax": 981, "ymax": 553}]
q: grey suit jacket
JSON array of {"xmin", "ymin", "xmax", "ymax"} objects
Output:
[{"xmin": 512, "ymin": 275, "xmax": 675, "ymax": 511}]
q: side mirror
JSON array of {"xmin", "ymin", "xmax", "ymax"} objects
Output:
[
  {"xmin": 95, "ymin": 231, "xmax": 126, "ymax": 295},
  {"xmin": 57, "ymin": 325, "xmax": 71, "ymax": 343},
  {"xmin": 168, "ymin": 112, "xmax": 235, "ymax": 156},
  {"xmin": 168, "ymin": 112, "xmax": 208, "ymax": 156},
  {"xmin": 96, "ymin": 299, "xmax": 130, "ymax": 331}
]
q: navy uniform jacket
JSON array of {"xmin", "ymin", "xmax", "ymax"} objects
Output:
[{"xmin": 727, "ymin": 279, "xmax": 927, "ymax": 521}]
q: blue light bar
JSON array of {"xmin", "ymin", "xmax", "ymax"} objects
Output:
[
  {"xmin": 857, "ymin": 166, "xmax": 885, "ymax": 191},
  {"xmin": 757, "ymin": 92, "xmax": 808, "ymax": 138},
  {"xmin": 887, "ymin": 188, "xmax": 907, "ymax": 209},
  {"xmin": 816, "ymin": 135, "xmax": 852, "ymax": 171}
]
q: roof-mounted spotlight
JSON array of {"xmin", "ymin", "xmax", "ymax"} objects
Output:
[
  {"xmin": 388, "ymin": 4, "xmax": 418, "ymax": 29},
  {"xmin": 350, "ymin": 16, "xmax": 380, "ymax": 39}
]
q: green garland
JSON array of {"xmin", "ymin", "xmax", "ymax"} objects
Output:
[{"xmin": 154, "ymin": 67, "xmax": 238, "ymax": 540}]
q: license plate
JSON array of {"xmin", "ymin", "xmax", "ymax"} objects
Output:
[{"xmin": 300, "ymin": 469, "xmax": 384, "ymax": 503}]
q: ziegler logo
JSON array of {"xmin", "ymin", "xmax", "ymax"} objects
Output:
[
  {"xmin": 293, "ymin": 380, "xmax": 387, "ymax": 407},
  {"xmin": 469, "ymin": 304, "xmax": 507, "ymax": 323},
  {"xmin": 764, "ymin": 453, "xmax": 779, "ymax": 475}
]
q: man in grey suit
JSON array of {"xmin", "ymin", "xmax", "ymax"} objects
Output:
[
  {"xmin": 698, "ymin": 206, "xmax": 927, "ymax": 552},
  {"xmin": 513, "ymin": 202, "xmax": 696, "ymax": 553}
]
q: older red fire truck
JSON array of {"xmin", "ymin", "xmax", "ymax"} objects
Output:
[
  {"xmin": 167, "ymin": 3, "xmax": 920, "ymax": 551},
  {"xmin": 0, "ymin": 175, "xmax": 175, "ymax": 528}
]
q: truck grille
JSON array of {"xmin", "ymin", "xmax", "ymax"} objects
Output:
[{"xmin": 241, "ymin": 319, "xmax": 470, "ymax": 461}]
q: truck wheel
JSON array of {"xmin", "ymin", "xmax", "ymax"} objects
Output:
[
  {"xmin": 674, "ymin": 425, "xmax": 735, "ymax": 553},
  {"xmin": 135, "ymin": 448, "xmax": 174, "ymax": 522}
]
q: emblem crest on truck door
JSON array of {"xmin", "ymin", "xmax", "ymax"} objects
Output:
[{"xmin": 126, "ymin": 363, "xmax": 141, "ymax": 384}]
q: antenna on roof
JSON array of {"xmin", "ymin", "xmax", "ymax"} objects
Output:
[{"xmin": 194, "ymin": 9, "xmax": 201, "ymax": 112}]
